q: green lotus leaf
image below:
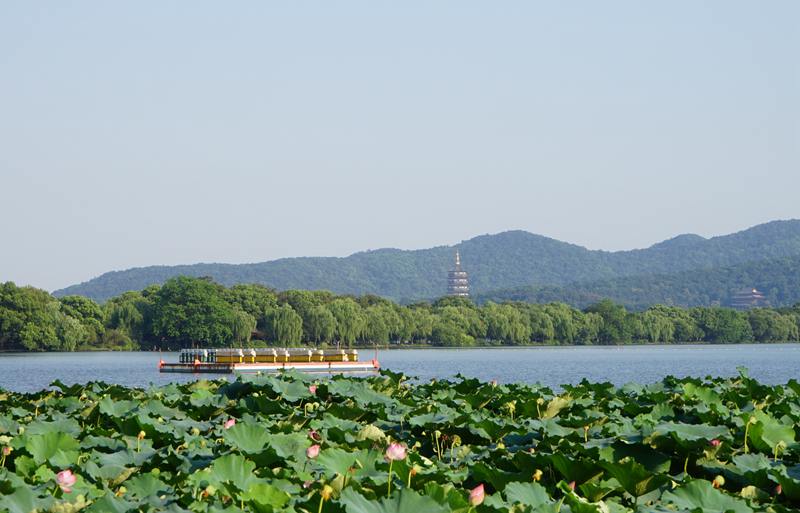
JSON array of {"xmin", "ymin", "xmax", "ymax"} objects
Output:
[
  {"xmin": 731, "ymin": 453, "xmax": 773, "ymax": 475},
  {"xmin": 421, "ymin": 482, "xmax": 470, "ymax": 510},
  {"xmin": 407, "ymin": 410, "xmax": 458, "ymax": 428},
  {"xmin": 600, "ymin": 457, "xmax": 668, "ymax": 498},
  {"xmin": 661, "ymin": 479, "xmax": 753, "ymax": 513},
  {"xmin": 0, "ymin": 415, "xmax": 19, "ymax": 435},
  {"xmin": 598, "ymin": 441, "xmax": 671, "ymax": 474},
  {"xmin": 268, "ymin": 432, "xmax": 309, "ymax": 461},
  {"xmin": 80, "ymin": 435, "xmax": 126, "ymax": 452},
  {"xmin": 503, "ymin": 481, "xmax": 551, "ymax": 508},
  {"xmin": 207, "ymin": 453, "xmax": 259, "ymax": 490},
  {"xmin": 125, "ymin": 472, "xmax": 171, "ymax": 499},
  {"xmin": 24, "ymin": 431, "xmax": 80, "ymax": 466},
  {"xmin": 269, "ymin": 378, "xmax": 315, "ymax": 403},
  {"xmin": 98, "ymin": 396, "xmax": 138, "ymax": 418},
  {"xmin": 339, "ymin": 487, "xmax": 449, "ymax": 513},
  {"xmin": 773, "ymin": 465, "xmax": 800, "ymax": 501},
  {"xmin": 550, "ymin": 453, "xmax": 603, "ymax": 484},
  {"xmin": 328, "ymin": 380, "xmax": 395, "ymax": 407},
  {"xmin": 223, "ymin": 422, "xmax": 272, "ymax": 454},
  {"xmin": 25, "ymin": 417, "xmax": 82, "ymax": 437},
  {"xmin": 85, "ymin": 493, "xmax": 138, "ymax": 513},
  {"xmin": 652, "ymin": 422, "xmax": 729, "ymax": 445},
  {"xmin": 316, "ymin": 447, "xmax": 360, "ymax": 477},
  {"xmin": 241, "ymin": 482, "xmax": 291, "ymax": 511},
  {"xmin": 747, "ymin": 410, "xmax": 795, "ymax": 453},
  {"xmin": 0, "ymin": 485, "xmax": 54, "ymax": 513}
]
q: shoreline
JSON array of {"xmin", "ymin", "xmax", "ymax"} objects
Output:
[{"xmin": 1, "ymin": 340, "xmax": 798, "ymax": 355}]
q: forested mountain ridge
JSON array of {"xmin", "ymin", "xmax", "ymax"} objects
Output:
[
  {"xmin": 475, "ymin": 254, "xmax": 800, "ymax": 310},
  {"xmin": 53, "ymin": 219, "xmax": 800, "ymax": 303}
]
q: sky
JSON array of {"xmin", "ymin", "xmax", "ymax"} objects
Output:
[{"xmin": 1, "ymin": 2, "xmax": 798, "ymax": 291}]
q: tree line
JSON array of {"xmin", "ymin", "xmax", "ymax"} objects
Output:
[{"xmin": 2, "ymin": 276, "xmax": 800, "ymax": 351}]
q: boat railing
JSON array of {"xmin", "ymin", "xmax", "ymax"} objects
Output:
[{"xmin": 178, "ymin": 347, "xmax": 359, "ymax": 363}]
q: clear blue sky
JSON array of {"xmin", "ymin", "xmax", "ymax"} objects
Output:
[{"xmin": 1, "ymin": 2, "xmax": 798, "ymax": 291}]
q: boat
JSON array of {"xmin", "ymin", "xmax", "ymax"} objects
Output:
[{"xmin": 158, "ymin": 347, "xmax": 380, "ymax": 374}]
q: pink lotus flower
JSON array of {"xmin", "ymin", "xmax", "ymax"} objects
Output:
[
  {"xmin": 710, "ymin": 439, "xmax": 721, "ymax": 447},
  {"xmin": 2, "ymin": 446, "xmax": 11, "ymax": 456},
  {"xmin": 776, "ymin": 484, "xmax": 782, "ymax": 495},
  {"xmin": 469, "ymin": 484, "xmax": 485, "ymax": 506},
  {"xmin": 56, "ymin": 469, "xmax": 77, "ymax": 493},
  {"xmin": 224, "ymin": 418, "xmax": 236, "ymax": 430},
  {"xmin": 490, "ymin": 379, "xmax": 498, "ymax": 387},
  {"xmin": 306, "ymin": 444, "xmax": 321, "ymax": 459},
  {"xmin": 309, "ymin": 385, "xmax": 318, "ymax": 394},
  {"xmin": 385, "ymin": 442, "xmax": 407, "ymax": 461},
  {"xmin": 568, "ymin": 481, "xmax": 576, "ymax": 491}
]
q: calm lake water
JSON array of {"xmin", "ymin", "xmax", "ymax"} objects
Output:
[{"xmin": 1, "ymin": 344, "xmax": 799, "ymax": 393}]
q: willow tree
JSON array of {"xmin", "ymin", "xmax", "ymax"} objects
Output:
[
  {"xmin": 307, "ymin": 305, "xmax": 336, "ymax": 344},
  {"xmin": 265, "ymin": 305, "xmax": 303, "ymax": 346},
  {"xmin": 231, "ymin": 309, "xmax": 257, "ymax": 346},
  {"xmin": 328, "ymin": 298, "xmax": 364, "ymax": 347}
]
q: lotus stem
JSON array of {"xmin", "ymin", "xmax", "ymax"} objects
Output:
[
  {"xmin": 744, "ymin": 416, "xmax": 754, "ymax": 454},
  {"xmin": 683, "ymin": 455, "xmax": 689, "ymax": 474},
  {"xmin": 387, "ymin": 459, "xmax": 393, "ymax": 497},
  {"xmin": 317, "ymin": 495, "xmax": 324, "ymax": 513}
]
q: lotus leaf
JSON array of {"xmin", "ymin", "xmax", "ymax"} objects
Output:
[{"xmin": 662, "ymin": 479, "xmax": 753, "ymax": 513}]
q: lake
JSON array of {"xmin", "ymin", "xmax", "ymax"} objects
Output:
[{"xmin": 1, "ymin": 344, "xmax": 799, "ymax": 393}]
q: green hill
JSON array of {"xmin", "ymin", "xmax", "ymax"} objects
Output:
[
  {"xmin": 53, "ymin": 219, "xmax": 800, "ymax": 303},
  {"xmin": 475, "ymin": 254, "xmax": 800, "ymax": 310}
]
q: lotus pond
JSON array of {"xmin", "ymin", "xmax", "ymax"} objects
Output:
[{"xmin": 0, "ymin": 369, "xmax": 798, "ymax": 513}]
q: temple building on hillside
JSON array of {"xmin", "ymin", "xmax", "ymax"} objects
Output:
[
  {"xmin": 729, "ymin": 288, "xmax": 769, "ymax": 310},
  {"xmin": 447, "ymin": 251, "xmax": 470, "ymax": 297}
]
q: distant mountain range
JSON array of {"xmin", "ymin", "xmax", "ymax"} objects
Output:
[
  {"xmin": 54, "ymin": 219, "xmax": 800, "ymax": 308},
  {"xmin": 474, "ymin": 254, "xmax": 800, "ymax": 310}
]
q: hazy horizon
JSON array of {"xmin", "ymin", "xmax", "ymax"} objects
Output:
[{"xmin": 2, "ymin": 2, "xmax": 798, "ymax": 291}]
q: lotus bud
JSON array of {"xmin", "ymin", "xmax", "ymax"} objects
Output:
[
  {"xmin": 533, "ymin": 469, "xmax": 543, "ymax": 482},
  {"xmin": 303, "ymin": 480, "xmax": 313, "ymax": 489},
  {"xmin": 712, "ymin": 475, "xmax": 725, "ymax": 489},
  {"xmin": 490, "ymin": 379, "xmax": 498, "ymax": 387},
  {"xmin": 776, "ymin": 484, "xmax": 782, "ymax": 495},
  {"xmin": 568, "ymin": 481, "xmax": 576, "ymax": 491},
  {"xmin": 2, "ymin": 446, "xmax": 11, "ymax": 456},
  {"xmin": 709, "ymin": 439, "xmax": 721, "ymax": 447},
  {"xmin": 309, "ymin": 429, "xmax": 322, "ymax": 442},
  {"xmin": 469, "ymin": 484, "xmax": 485, "ymax": 506},
  {"xmin": 309, "ymin": 385, "xmax": 318, "ymax": 395},
  {"xmin": 307, "ymin": 444, "xmax": 321, "ymax": 459},
  {"xmin": 224, "ymin": 418, "xmax": 236, "ymax": 430}
]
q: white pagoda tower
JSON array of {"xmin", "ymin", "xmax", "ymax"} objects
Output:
[{"xmin": 447, "ymin": 251, "xmax": 469, "ymax": 297}]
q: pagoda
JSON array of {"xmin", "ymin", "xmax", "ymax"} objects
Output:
[
  {"xmin": 447, "ymin": 251, "xmax": 470, "ymax": 297},
  {"xmin": 729, "ymin": 288, "xmax": 769, "ymax": 310}
]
